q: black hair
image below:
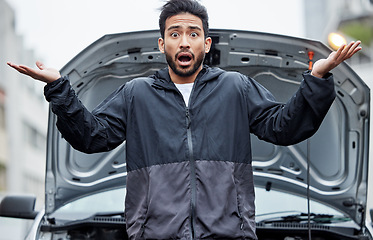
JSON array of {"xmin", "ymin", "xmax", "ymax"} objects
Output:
[{"xmin": 159, "ymin": 0, "xmax": 209, "ymax": 39}]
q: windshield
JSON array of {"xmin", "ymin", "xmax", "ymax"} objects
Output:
[
  {"xmin": 255, "ymin": 187, "xmax": 344, "ymax": 220},
  {"xmin": 50, "ymin": 186, "xmax": 344, "ymax": 222},
  {"xmin": 50, "ymin": 188, "xmax": 126, "ymax": 221}
]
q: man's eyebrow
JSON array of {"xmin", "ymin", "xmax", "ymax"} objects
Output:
[
  {"xmin": 167, "ymin": 25, "xmax": 202, "ymax": 31},
  {"xmin": 189, "ymin": 26, "xmax": 202, "ymax": 31}
]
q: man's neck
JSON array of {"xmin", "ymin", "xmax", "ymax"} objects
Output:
[{"xmin": 169, "ymin": 66, "xmax": 203, "ymax": 84}]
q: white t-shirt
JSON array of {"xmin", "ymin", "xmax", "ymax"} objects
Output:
[{"xmin": 175, "ymin": 82, "xmax": 194, "ymax": 106}]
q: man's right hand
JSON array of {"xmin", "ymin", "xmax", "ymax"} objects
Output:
[{"xmin": 7, "ymin": 61, "xmax": 61, "ymax": 84}]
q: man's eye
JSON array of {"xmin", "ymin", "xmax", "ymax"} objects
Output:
[
  {"xmin": 190, "ymin": 32, "xmax": 198, "ymax": 37},
  {"xmin": 171, "ymin": 32, "xmax": 179, "ymax": 37}
]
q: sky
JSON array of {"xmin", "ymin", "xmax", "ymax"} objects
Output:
[{"xmin": 6, "ymin": 0, "xmax": 305, "ymax": 69}]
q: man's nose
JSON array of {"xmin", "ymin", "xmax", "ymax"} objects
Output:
[{"xmin": 179, "ymin": 35, "xmax": 190, "ymax": 49}]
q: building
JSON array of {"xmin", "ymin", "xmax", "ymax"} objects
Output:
[{"xmin": 0, "ymin": 0, "xmax": 48, "ymax": 238}]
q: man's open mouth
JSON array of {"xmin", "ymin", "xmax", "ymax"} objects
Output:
[{"xmin": 176, "ymin": 52, "xmax": 193, "ymax": 66}]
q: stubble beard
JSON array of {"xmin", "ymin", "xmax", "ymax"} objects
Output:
[{"xmin": 165, "ymin": 49, "xmax": 205, "ymax": 77}]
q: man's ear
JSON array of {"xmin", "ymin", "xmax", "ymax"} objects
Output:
[
  {"xmin": 158, "ymin": 38, "xmax": 165, "ymax": 53},
  {"xmin": 205, "ymin": 37, "xmax": 212, "ymax": 53}
]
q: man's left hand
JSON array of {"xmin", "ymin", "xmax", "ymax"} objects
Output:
[{"xmin": 311, "ymin": 41, "xmax": 362, "ymax": 78}]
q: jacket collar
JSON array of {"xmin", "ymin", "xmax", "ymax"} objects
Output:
[{"xmin": 151, "ymin": 65, "xmax": 224, "ymax": 90}]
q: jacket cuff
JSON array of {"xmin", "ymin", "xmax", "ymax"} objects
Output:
[
  {"xmin": 43, "ymin": 75, "xmax": 69, "ymax": 102},
  {"xmin": 303, "ymin": 70, "xmax": 333, "ymax": 80}
]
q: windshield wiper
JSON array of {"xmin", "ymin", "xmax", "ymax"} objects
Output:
[
  {"xmin": 258, "ymin": 212, "xmax": 351, "ymax": 224},
  {"xmin": 93, "ymin": 211, "xmax": 125, "ymax": 218},
  {"xmin": 43, "ymin": 212, "xmax": 126, "ymax": 232}
]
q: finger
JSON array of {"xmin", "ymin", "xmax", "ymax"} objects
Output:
[
  {"xmin": 337, "ymin": 43, "xmax": 347, "ymax": 55},
  {"xmin": 19, "ymin": 64, "xmax": 36, "ymax": 73},
  {"xmin": 345, "ymin": 41, "xmax": 361, "ymax": 59},
  {"xmin": 344, "ymin": 41, "xmax": 360, "ymax": 55},
  {"xmin": 8, "ymin": 63, "xmax": 27, "ymax": 73},
  {"xmin": 328, "ymin": 43, "xmax": 346, "ymax": 63},
  {"xmin": 7, "ymin": 62, "xmax": 20, "ymax": 69},
  {"xmin": 36, "ymin": 61, "xmax": 45, "ymax": 70},
  {"xmin": 17, "ymin": 67, "xmax": 33, "ymax": 76},
  {"xmin": 8, "ymin": 62, "xmax": 31, "ymax": 73},
  {"xmin": 340, "ymin": 41, "xmax": 354, "ymax": 57},
  {"xmin": 16, "ymin": 64, "xmax": 40, "ymax": 78},
  {"xmin": 346, "ymin": 47, "xmax": 362, "ymax": 59},
  {"xmin": 334, "ymin": 41, "xmax": 356, "ymax": 62},
  {"xmin": 352, "ymin": 40, "xmax": 361, "ymax": 48}
]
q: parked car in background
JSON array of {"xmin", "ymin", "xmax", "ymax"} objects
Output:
[{"xmin": 1, "ymin": 29, "xmax": 372, "ymax": 240}]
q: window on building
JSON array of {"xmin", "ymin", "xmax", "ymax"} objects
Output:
[
  {"xmin": 23, "ymin": 123, "xmax": 46, "ymax": 151},
  {"xmin": 0, "ymin": 89, "xmax": 6, "ymax": 130},
  {"xmin": 0, "ymin": 163, "xmax": 5, "ymax": 191}
]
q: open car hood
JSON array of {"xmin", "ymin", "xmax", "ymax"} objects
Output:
[{"xmin": 46, "ymin": 29, "xmax": 369, "ymax": 225}]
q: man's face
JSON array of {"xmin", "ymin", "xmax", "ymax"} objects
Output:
[{"xmin": 158, "ymin": 13, "xmax": 212, "ymax": 79}]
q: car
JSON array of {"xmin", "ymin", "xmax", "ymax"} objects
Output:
[{"xmin": 1, "ymin": 29, "xmax": 372, "ymax": 240}]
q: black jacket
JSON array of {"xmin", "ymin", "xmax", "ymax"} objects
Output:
[{"xmin": 44, "ymin": 66, "xmax": 336, "ymax": 239}]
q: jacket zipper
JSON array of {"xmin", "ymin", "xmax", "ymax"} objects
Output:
[
  {"xmin": 176, "ymin": 70, "xmax": 206, "ymax": 240},
  {"xmin": 186, "ymin": 107, "xmax": 196, "ymax": 240}
]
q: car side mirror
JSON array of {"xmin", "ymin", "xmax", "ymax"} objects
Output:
[{"xmin": 0, "ymin": 195, "xmax": 38, "ymax": 219}]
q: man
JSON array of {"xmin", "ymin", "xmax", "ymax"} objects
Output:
[{"xmin": 7, "ymin": 0, "xmax": 361, "ymax": 239}]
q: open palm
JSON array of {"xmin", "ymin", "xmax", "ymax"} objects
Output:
[
  {"xmin": 311, "ymin": 41, "xmax": 362, "ymax": 78},
  {"xmin": 7, "ymin": 61, "xmax": 61, "ymax": 84}
]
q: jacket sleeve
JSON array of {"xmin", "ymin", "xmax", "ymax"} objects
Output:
[
  {"xmin": 247, "ymin": 70, "xmax": 336, "ymax": 146},
  {"xmin": 44, "ymin": 76, "xmax": 127, "ymax": 153}
]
